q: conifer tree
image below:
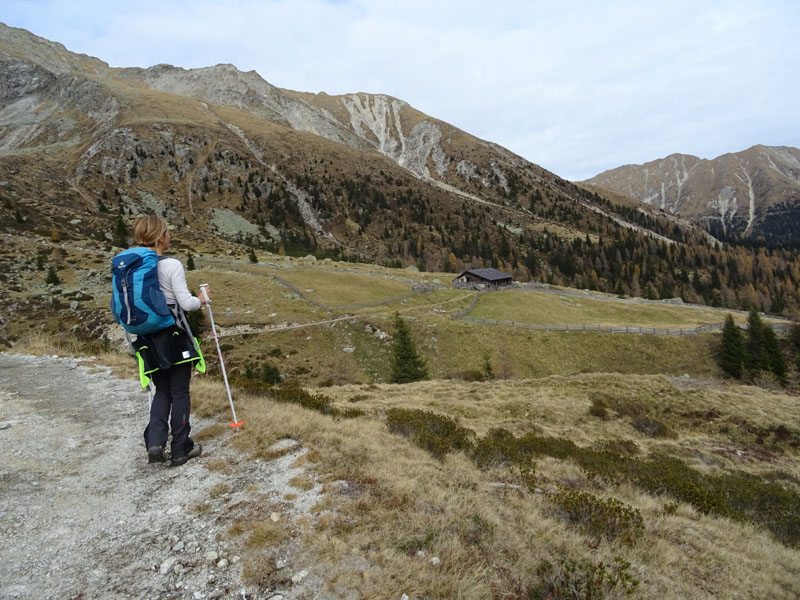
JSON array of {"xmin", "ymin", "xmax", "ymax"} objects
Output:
[
  {"xmin": 482, "ymin": 350, "xmax": 494, "ymax": 380},
  {"xmin": 389, "ymin": 312, "xmax": 428, "ymax": 384},
  {"xmin": 186, "ymin": 253, "xmax": 196, "ymax": 271},
  {"xmin": 719, "ymin": 314, "xmax": 745, "ymax": 379},
  {"xmin": 746, "ymin": 307, "xmax": 769, "ymax": 373},
  {"xmin": 113, "ymin": 214, "xmax": 128, "ymax": 248},
  {"xmin": 45, "ymin": 265, "xmax": 60, "ymax": 285},
  {"xmin": 763, "ymin": 326, "xmax": 787, "ymax": 383}
]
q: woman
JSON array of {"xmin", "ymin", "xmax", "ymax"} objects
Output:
[{"xmin": 133, "ymin": 215, "xmax": 209, "ymax": 467}]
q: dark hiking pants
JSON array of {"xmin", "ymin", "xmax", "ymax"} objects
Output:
[{"xmin": 143, "ymin": 362, "xmax": 195, "ymax": 459}]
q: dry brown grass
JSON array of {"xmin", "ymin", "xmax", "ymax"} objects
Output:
[
  {"xmin": 9, "ymin": 330, "xmax": 81, "ymax": 356},
  {"xmin": 13, "ymin": 329, "xmax": 800, "ymax": 597},
  {"xmin": 211, "ymin": 373, "xmax": 800, "ymax": 599}
]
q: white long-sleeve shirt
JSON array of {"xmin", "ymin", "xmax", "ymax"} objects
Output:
[{"xmin": 157, "ymin": 257, "xmax": 201, "ymax": 312}]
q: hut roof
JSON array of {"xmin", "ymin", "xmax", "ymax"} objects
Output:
[{"xmin": 455, "ymin": 268, "xmax": 512, "ymax": 282}]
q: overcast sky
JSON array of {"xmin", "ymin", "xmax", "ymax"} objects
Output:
[{"xmin": 4, "ymin": 0, "xmax": 799, "ymax": 180}]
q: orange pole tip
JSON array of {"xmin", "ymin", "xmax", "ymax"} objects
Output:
[{"xmin": 230, "ymin": 420, "xmax": 245, "ymax": 428}]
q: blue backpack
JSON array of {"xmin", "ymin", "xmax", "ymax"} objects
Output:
[{"xmin": 111, "ymin": 247, "xmax": 175, "ymax": 335}]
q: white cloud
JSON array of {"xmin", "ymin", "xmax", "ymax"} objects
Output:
[{"xmin": 4, "ymin": 0, "xmax": 799, "ymax": 179}]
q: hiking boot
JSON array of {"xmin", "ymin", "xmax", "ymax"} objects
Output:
[
  {"xmin": 169, "ymin": 444, "xmax": 202, "ymax": 468},
  {"xmin": 147, "ymin": 446, "xmax": 166, "ymax": 463}
]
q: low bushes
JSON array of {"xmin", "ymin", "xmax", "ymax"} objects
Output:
[
  {"xmin": 547, "ymin": 489, "xmax": 644, "ymax": 545},
  {"xmin": 385, "ymin": 410, "xmax": 800, "ymax": 547},
  {"xmin": 386, "ymin": 408, "xmax": 475, "ymax": 459},
  {"xmin": 530, "ymin": 555, "xmax": 640, "ymax": 599}
]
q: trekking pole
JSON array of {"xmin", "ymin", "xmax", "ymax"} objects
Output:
[{"xmin": 200, "ymin": 284, "xmax": 244, "ymax": 428}]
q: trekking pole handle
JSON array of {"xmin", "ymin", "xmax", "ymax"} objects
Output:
[{"xmin": 199, "ymin": 283, "xmax": 210, "ymax": 304}]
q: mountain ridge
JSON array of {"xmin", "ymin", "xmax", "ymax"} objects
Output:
[{"xmin": 583, "ymin": 144, "xmax": 800, "ymax": 244}]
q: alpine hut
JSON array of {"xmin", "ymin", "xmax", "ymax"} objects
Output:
[{"xmin": 453, "ymin": 268, "xmax": 513, "ymax": 289}]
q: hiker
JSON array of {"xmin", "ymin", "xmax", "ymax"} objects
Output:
[{"xmin": 132, "ymin": 215, "xmax": 208, "ymax": 467}]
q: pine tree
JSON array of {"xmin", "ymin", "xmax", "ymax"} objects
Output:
[
  {"xmin": 45, "ymin": 265, "xmax": 60, "ymax": 285},
  {"xmin": 719, "ymin": 314, "xmax": 745, "ymax": 379},
  {"xmin": 248, "ymin": 247, "xmax": 258, "ymax": 263},
  {"xmin": 113, "ymin": 214, "xmax": 128, "ymax": 248},
  {"xmin": 186, "ymin": 253, "xmax": 196, "ymax": 271},
  {"xmin": 482, "ymin": 350, "xmax": 494, "ymax": 380},
  {"xmin": 389, "ymin": 312, "xmax": 427, "ymax": 384},
  {"xmin": 746, "ymin": 307, "xmax": 769, "ymax": 373},
  {"xmin": 763, "ymin": 326, "xmax": 787, "ymax": 383}
]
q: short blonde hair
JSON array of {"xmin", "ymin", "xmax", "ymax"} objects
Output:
[{"xmin": 133, "ymin": 214, "xmax": 169, "ymax": 247}]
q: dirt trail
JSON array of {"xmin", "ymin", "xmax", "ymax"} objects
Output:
[{"xmin": 0, "ymin": 353, "xmax": 321, "ymax": 600}]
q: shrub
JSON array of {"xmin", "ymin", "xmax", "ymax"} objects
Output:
[
  {"xmin": 274, "ymin": 384, "xmax": 334, "ymax": 414},
  {"xmin": 662, "ymin": 502, "xmax": 679, "ymax": 516},
  {"xmin": 582, "ymin": 453, "xmax": 735, "ymax": 518},
  {"xmin": 383, "ymin": 415, "xmax": 800, "ymax": 546},
  {"xmin": 261, "ymin": 362, "xmax": 281, "ymax": 385},
  {"xmin": 386, "ymin": 408, "xmax": 474, "ymax": 459},
  {"xmin": 596, "ymin": 439, "xmax": 640, "ymax": 456},
  {"xmin": 397, "ymin": 529, "xmax": 436, "ymax": 555},
  {"xmin": 476, "ymin": 430, "xmax": 800, "ymax": 546},
  {"xmin": 589, "ymin": 396, "xmax": 609, "ymax": 419},
  {"xmin": 472, "ymin": 428, "xmax": 527, "ymax": 469},
  {"xmin": 518, "ymin": 433, "xmax": 582, "ymax": 461},
  {"xmin": 452, "ymin": 369, "xmax": 486, "ymax": 382},
  {"xmin": 530, "ymin": 555, "xmax": 639, "ymax": 599},
  {"xmin": 630, "ymin": 416, "xmax": 677, "ymax": 439},
  {"xmin": 547, "ymin": 489, "xmax": 645, "ymax": 545}
]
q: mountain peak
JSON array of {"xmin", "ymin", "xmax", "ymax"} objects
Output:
[
  {"xmin": 0, "ymin": 21, "xmax": 108, "ymax": 73},
  {"xmin": 584, "ymin": 145, "xmax": 800, "ymax": 242}
]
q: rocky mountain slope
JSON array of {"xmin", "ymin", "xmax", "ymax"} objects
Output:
[
  {"xmin": 0, "ymin": 21, "xmax": 683, "ymax": 268},
  {"xmin": 583, "ymin": 146, "xmax": 800, "ymax": 245},
  {"xmin": 4, "ymin": 21, "xmax": 800, "ymax": 332}
]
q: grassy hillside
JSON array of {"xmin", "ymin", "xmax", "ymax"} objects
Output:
[
  {"xmin": 172, "ymin": 257, "xmax": 734, "ymax": 385},
  {"xmin": 469, "ymin": 288, "xmax": 774, "ymax": 329},
  {"xmin": 183, "ymin": 371, "xmax": 800, "ymax": 599},
  {"xmin": 0, "ymin": 244, "xmax": 770, "ymax": 384},
  {"xmin": 8, "ymin": 252, "xmax": 800, "ymax": 598}
]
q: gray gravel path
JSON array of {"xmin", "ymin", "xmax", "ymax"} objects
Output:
[{"xmin": 0, "ymin": 353, "xmax": 321, "ymax": 600}]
